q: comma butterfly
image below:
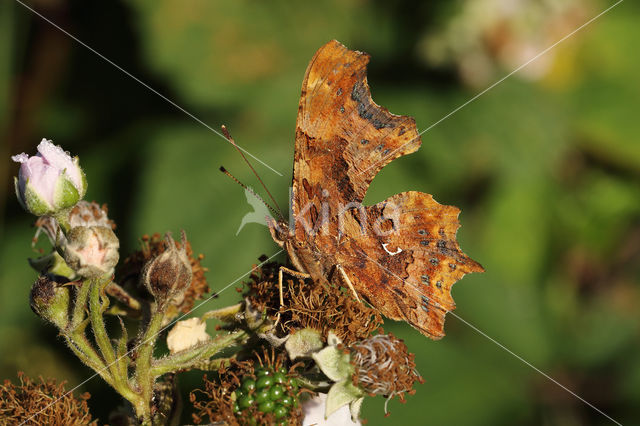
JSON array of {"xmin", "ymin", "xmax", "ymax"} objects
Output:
[{"xmin": 266, "ymin": 40, "xmax": 484, "ymax": 339}]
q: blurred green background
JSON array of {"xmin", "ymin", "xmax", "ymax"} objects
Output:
[{"xmin": 1, "ymin": 0, "xmax": 638, "ymax": 424}]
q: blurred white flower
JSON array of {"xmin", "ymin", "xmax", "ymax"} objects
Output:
[
  {"xmin": 302, "ymin": 393, "xmax": 361, "ymax": 426},
  {"xmin": 419, "ymin": 0, "xmax": 591, "ymax": 87},
  {"xmin": 166, "ymin": 317, "xmax": 209, "ymax": 354}
]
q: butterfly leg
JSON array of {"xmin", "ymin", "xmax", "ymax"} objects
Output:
[
  {"xmin": 278, "ymin": 266, "xmax": 311, "ymax": 306},
  {"xmin": 336, "ymin": 264, "xmax": 361, "ymax": 302}
]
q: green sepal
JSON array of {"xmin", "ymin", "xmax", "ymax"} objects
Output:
[
  {"xmin": 29, "ymin": 251, "xmax": 77, "ymax": 280},
  {"xmin": 24, "ymin": 179, "xmax": 54, "ymax": 216},
  {"xmin": 77, "ymin": 160, "xmax": 88, "ymax": 198},
  {"xmin": 14, "ymin": 176, "xmax": 27, "ymax": 211},
  {"xmin": 116, "ymin": 317, "xmax": 130, "ymax": 380},
  {"xmin": 54, "ymin": 174, "xmax": 80, "ymax": 210},
  {"xmin": 325, "ymin": 380, "xmax": 364, "ymax": 419},
  {"xmin": 285, "ymin": 327, "xmax": 323, "ymax": 360},
  {"xmin": 312, "ymin": 345, "xmax": 353, "ymax": 382}
]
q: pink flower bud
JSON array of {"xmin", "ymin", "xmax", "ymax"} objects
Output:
[
  {"xmin": 63, "ymin": 226, "xmax": 119, "ymax": 278},
  {"xmin": 12, "ymin": 139, "xmax": 87, "ymax": 216}
]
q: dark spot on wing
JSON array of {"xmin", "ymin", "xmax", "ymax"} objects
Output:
[{"xmin": 351, "ymin": 81, "xmax": 394, "ymax": 129}]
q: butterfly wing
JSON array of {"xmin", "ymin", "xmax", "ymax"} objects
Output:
[
  {"xmin": 335, "ymin": 191, "xmax": 484, "ymax": 339},
  {"xmin": 292, "ymin": 40, "xmax": 421, "ymax": 238}
]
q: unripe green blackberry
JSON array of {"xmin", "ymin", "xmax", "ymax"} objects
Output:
[{"xmin": 233, "ymin": 365, "xmax": 301, "ymax": 424}]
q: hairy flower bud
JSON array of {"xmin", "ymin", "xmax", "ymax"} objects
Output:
[
  {"xmin": 63, "ymin": 226, "xmax": 119, "ymax": 278},
  {"xmin": 12, "ymin": 139, "xmax": 86, "ymax": 216},
  {"xmin": 30, "ymin": 275, "xmax": 71, "ymax": 329},
  {"xmin": 142, "ymin": 231, "xmax": 192, "ymax": 307}
]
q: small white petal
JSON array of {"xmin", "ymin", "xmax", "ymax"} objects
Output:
[{"xmin": 11, "ymin": 153, "xmax": 29, "ymax": 163}]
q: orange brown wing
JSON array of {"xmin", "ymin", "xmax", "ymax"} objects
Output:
[
  {"xmin": 292, "ymin": 40, "xmax": 421, "ymax": 239},
  {"xmin": 334, "ymin": 191, "xmax": 484, "ymax": 339}
]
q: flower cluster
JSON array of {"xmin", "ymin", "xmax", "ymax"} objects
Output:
[{"xmin": 10, "ymin": 140, "xmax": 425, "ymax": 425}]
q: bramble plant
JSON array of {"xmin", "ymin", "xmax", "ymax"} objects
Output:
[{"xmin": 9, "ymin": 140, "xmax": 422, "ymax": 425}]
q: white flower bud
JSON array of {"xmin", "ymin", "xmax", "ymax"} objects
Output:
[{"xmin": 166, "ymin": 317, "xmax": 210, "ymax": 354}]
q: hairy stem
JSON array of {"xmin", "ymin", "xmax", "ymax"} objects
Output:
[
  {"xmin": 150, "ymin": 330, "xmax": 247, "ymax": 377},
  {"xmin": 88, "ymin": 277, "xmax": 138, "ymax": 403},
  {"xmin": 63, "ymin": 333, "xmax": 114, "ymax": 387},
  {"xmin": 133, "ymin": 304, "xmax": 165, "ymax": 422},
  {"xmin": 70, "ymin": 279, "xmax": 91, "ymax": 331}
]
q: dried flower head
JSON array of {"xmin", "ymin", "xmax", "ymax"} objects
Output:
[
  {"xmin": 191, "ymin": 350, "xmax": 306, "ymax": 426},
  {"xmin": 0, "ymin": 372, "xmax": 96, "ymax": 425},
  {"xmin": 33, "ymin": 201, "xmax": 115, "ymax": 249},
  {"xmin": 141, "ymin": 231, "xmax": 192, "ymax": 308},
  {"xmin": 118, "ymin": 233, "xmax": 209, "ymax": 322},
  {"xmin": 63, "ymin": 225, "xmax": 120, "ymax": 278},
  {"xmin": 350, "ymin": 331, "xmax": 424, "ymax": 405},
  {"xmin": 245, "ymin": 262, "xmax": 382, "ymax": 345}
]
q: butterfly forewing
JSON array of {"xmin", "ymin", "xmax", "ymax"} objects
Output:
[{"xmin": 292, "ymin": 40, "xmax": 421, "ymax": 238}]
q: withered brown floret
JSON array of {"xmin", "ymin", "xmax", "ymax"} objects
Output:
[
  {"xmin": 245, "ymin": 262, "xmax": 383, "ymax": 345},
  {"xmin": 0, "ymin": 372, "xmax": 96, "ymax": 425},
  {"xmin": 350, "ymin": 330, "xmax": 424, "ymax": 406}
]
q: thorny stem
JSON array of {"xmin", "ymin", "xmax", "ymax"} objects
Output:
[
  {"xmin": 134, "ymin": 304, "xmax": 165, "ymax": 422},
  {"xmin": 63, "ymin": 333, "xmax": 114, "ymax": 387},
  {"xmin": 88, "ymin": 277, "xmax": 138, "ymax": 404},
  {"xmin": 150, "ymin": 330, "xmax": 247, "ymax": 377},
  {"xmin": 70, "ymin": 279, "xmax": 91, "ymax": 331}
]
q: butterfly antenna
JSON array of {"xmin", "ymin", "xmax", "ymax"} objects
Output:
[
  {"xmin": 219, "ymin": 166, "xmax": 281, "ymax": 219},
  {"xmin": 221, "ymin": 125, "xmax": 285, "ymax": 219}
]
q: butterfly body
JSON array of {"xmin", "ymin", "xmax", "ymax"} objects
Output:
[{"xmin": 273, "ymin": 40, "xmax": 484, "ymax": 339}]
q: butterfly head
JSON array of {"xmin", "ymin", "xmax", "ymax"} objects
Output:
[{"xmin": 266, "ymin": 216, "xmax": 293, "ymax": 248}]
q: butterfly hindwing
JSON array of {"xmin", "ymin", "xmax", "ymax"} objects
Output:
[{"xmin": 335, "ymin": 192, "xmax": 484, "ymax": 339}]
